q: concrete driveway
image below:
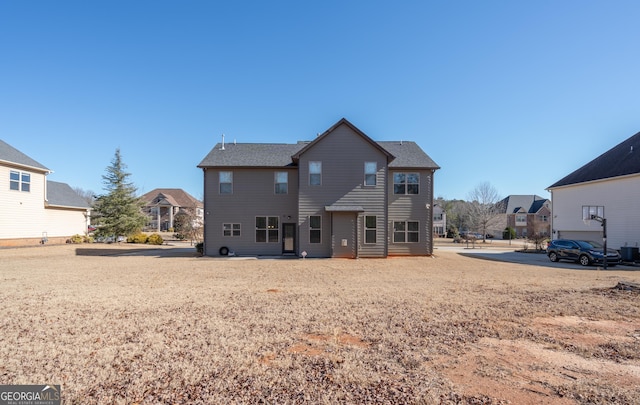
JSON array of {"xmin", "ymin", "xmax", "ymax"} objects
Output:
[{"xmin": 434, "ymin": 240, "xmax": 639, "ymax": 270}]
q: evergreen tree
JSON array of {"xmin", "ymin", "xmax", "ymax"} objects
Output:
[{"xmin": 93, "ymin": 148, "xmax": 147, "ymax": 238}]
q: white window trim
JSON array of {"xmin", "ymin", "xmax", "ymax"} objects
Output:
[
  {"xmin": 393, "ymin": 172, "xmax": 420, "ymax": 195},
  {"xmin": 223, "ymin": 223, "xmax": 241, "ymax": 237},
  {"xmin": 275, "ymin": 171, "xmax": 288, "ymax": 194},
  {"xmin": 392, "ymin": 220, "xmax": 420, "ymax": 243},
  {"xmin": 309, "ymin": 215, "xmax": 322, "ymax": 243},
  {"xmin": 364, "ymin": 215, "xmax": 377, "ymax": 244},
  {"xmin": 10, "ymin": 170, "xmax": 30, "ymax": 192},
  {"xmin": 309, "ymin": 161, "xmax": 322, "ymax": 186},
  {"xmin": 219, "ymin": 171, "xmax": 233, "ymax": 194},
  {"xmin": 364, "ymin": 162, "xmax": 377, "ymax": 186},
  {"xmin": 255, "ymin": 216, "xmax": 279, "ymax": 243}
]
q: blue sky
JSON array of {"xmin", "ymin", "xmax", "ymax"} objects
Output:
[{"xmin": 2, "ymin": 1, "xmax": 639, "ymax": 201}]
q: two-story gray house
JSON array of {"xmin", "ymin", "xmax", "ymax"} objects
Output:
[{"xmin": 198, "ymin": 118, "xmax": 440, "ymax": 258}]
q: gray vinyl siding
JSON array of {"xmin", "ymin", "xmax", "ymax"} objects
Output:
[
  {"xmin": 297, "ymin": 124, "xmax": 388, "ymax": 258},
  {"xmin": 388, "ymin": 169, "xmax": 434, "ymax": 255},
  {"xmin": 331, "ymin": 212, "xmax": 358, "ymax": 258},
  {"xmin": 203, "ymin": 167, "xmax": 298, "ymax": 256}
]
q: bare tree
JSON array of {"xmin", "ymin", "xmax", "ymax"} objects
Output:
[
  {"xmin": 466, "ymin": 182, "xmax": 502, "ymax": 242},
  {"xmin": 173, "ymin": 205, "xmax": 203, "ymax": 245},
  {"xmin": 527, "ymin": 220, "xmax": 551, "ymax": 251},
  {"xmin": 73, "ymin": 187, "xmax": 96, "ymax": 207}
]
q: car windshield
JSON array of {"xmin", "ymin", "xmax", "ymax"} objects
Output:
[{"xmin": 576, "ymin": 240, "xmax": 602, "ymax": 249}]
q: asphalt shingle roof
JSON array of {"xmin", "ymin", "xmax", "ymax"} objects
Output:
[
  {"xmin": 198, "ymin": 119, "xmax": 439, "ymax": 170},
  {"xmin": 47, "ymin": 181, "xmax": 90, "ymax": 209},
  {"xmin": 198, "ymin": 141, "xmax": 438, "ymax": 169},
  {"xmin": 378, "ymin": 141, "xmax": 439, "ymax": 169},
  {"xmin": 140, "ymin": 188, "xmax": 203, "ymax": 207},
  {"xmin": 548, "ymin": 131, "xmax": 640, "ymax": 188},
  {"xmin": 497, "ymin": 195, "xmax": 547, "ymax": 214},
  {"xmin": 198, "ymin": 143, "xmax": 305, "ymax": 168},
  {"xmin": 0, "ymin": 139, "xmax": 49, "ymax": 172}
]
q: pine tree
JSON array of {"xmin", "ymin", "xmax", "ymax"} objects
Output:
[{"xmin": 93, "ymin": 148, "xmax": 147, "ymax": 238}]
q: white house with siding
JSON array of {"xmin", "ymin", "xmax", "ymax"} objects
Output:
[
  {"xmin": 0, "ymin": 140, "xmax": 90, "ymax": 246},
  {"xmin": 547, "ymin": 131, "xmax": 640, "ymax": 251}
]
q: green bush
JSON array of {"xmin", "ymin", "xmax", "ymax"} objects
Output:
[
  {"xmin": 127, "ymin": 233, "xmax": 149, "ymax": 244},
  {"xmin": 195, "ymin": 242, "xmax": 204, "ymax": 255},
  {"xmin": 503, "ymin": 227, "xmax": 516, "ymax": 240},
  {"xmin": 147, "ymin": 233, "xmax": 164, "ymax": 245}
]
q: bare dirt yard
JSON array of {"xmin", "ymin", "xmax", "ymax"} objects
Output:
[{"xmin": 1, "ymin": 243, "xmax": 639, "ymax": 404}]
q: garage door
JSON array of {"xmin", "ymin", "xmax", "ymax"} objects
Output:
[{"xmin": 557, "ymin": 231, "xmax": 601, "ymax": 242}]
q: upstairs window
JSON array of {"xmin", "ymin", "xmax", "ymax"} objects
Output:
[
  {"xmin": 309, "ymin": 161, "xmax": 322, "ymax": 186},
  {"xmin": 10, "ymin": 171, "xmax": 30, "ymax": 192},
  {"xmin": 275, "ymin": 172, "xmax": 288, "ymax": 194},
  {"xmin": 583, "ymin": 205, "xmax": 604, "ymax": 221},
  {"xmin": 393, "ymin": 173, "xmax": 419, "ymax": 194},
  {"xmin": 219, "ymin": 171, "xmax": 233, "ymax": 194},
  {"xmin": 364, "ymin": 162, "xmax": 377, "ymax": 186}
]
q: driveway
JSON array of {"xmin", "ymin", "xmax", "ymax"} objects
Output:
[{"xmin": 434, "ymin": 240, "xmax": 639, "ymax": 270}]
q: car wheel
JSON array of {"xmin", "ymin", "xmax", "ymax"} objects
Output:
[
  {"xmin": 579, "ymin": 255, "xmax": 591, "ymax": 266},
  {"xmin": 549, "ymin": 252, "xmax": 558, "ymax": 262}
]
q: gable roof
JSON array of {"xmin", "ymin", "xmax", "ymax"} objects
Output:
[
  {"xmin": 198, "ymin": 119, "xmax": 439, "ymax": 170},
  {"xmin": 291, "ymin": 118, "xmax": 395, "ymax": 163},
  {"xmin": 548, "ymin": 131, "xmax": 640, "ymax": 189},
  {"xmin": 46, "ymin": 181, "xmax": 90, "ymax": 209},
  {"xmin": 497, "ymin": 195, "xmax": 548, "ymax": 214},
  {"xmin": 140, "ymin": 188, "xmax": 203, "ymax": 208},
  {"xmin": 0, "ymin": 139, "xmax": 50, "ymax": 172}
]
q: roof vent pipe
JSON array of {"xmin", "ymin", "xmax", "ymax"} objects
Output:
[
  {"xmin": 220, "ymin": 134, "xmax": 225, "ymax": 150},
  {"xmin": 631, "ymin": 145, "xmax": 634, "ymax": 153}
]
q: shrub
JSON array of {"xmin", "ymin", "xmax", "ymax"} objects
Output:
[
  {"xmin": 195, "ymin": 242, "xmax": 204, "ymax": 255},
  {"xmin": 83, "ymin": 235, "xmax": 94, "ymax": 243},
  {"xmin": 503, "ymin": 227, "xmax": 516, "ymax": 240},
  {"xmin": 127, "ymin": 233, "xmax": 149, "ymax": 244},
  {"xmin": 69, "ymin": 234, "xmax": 84, "ymax": 244},
  {"xmin": 147, "ymin": 233, "xmax": 164, "ymax": 245},
  {"xmin": 446, "ymin": 225, "xmax": 458, "ymax": 239}
]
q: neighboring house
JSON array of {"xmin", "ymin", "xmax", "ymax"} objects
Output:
[
  {"xmin": 433, "ymin": 203, "xmax": 446, "ymax": 237},
  {"xmin": 140, "ymin": 188, "xmax": 203, "ymax": 232},
  {"xmin": 497, "ymin": 195, "xmax": 551, "ymax": 238},
  {"xmin": 198, "ymin": 118, "xmax": 440, "ymax": 258},
  {"xmin": 0, "ymin": 140, "xmax": 90, "ymax": 246},
  {"xmin": 547, "ymin": 131, "xmax": 640, "ymax": 250}
]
